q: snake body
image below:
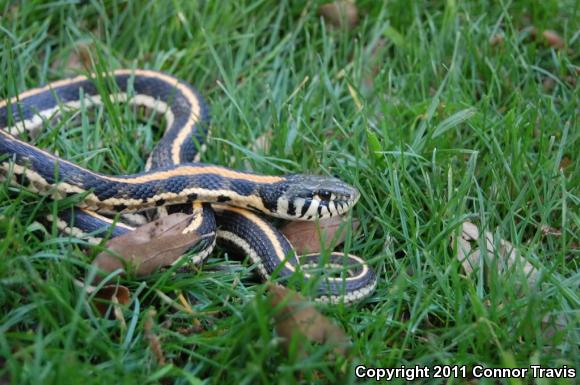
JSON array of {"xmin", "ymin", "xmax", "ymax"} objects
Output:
[{"xmin": 0, "ymin": 69, "xmax": 376, "ymax": 303}]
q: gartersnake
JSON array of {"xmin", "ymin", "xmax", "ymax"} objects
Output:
[{"xmin": 0, "ymin": 69, "xmax": 376, "ymax": 303}]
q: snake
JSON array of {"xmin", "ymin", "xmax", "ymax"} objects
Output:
[{"xmin": 0, "ymin": 69, "xmax": 377, "ymax": 303}]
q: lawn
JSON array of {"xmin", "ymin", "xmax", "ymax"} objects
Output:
[{"xmin": 0, "ymin": 1, "xmax": 578, "ymax": 384}]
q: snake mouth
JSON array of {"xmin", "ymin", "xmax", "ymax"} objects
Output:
[
  {"xmin": 270, "ymin": 175, "xmax": 360, "ymax": 220},
  {"xmin": 306, "ymin": 192, "xmax": 359, "ymax": 219}
]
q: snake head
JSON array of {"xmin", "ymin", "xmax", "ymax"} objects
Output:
[{"xmin": 261, "ymin": 174, "xmax": 360, "ymax": 220}]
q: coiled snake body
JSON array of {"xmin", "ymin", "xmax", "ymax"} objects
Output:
[{"xmin": 0, "ymin": 69, "xmax": 376, "ymax": 303}]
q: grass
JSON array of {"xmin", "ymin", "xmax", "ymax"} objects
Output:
[{"xmin": 0, "ymin": 0, "xmax": 578, "ymax": 384}]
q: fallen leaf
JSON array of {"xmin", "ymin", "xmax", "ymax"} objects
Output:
[
  {"xmin": 542, "ymin": 30, "xmax": 565, "ymax": 49},
  {"xmin": 542, "ymin": 77, "xmax": 556, "ymax": 92},
  {"xmin": 559, "ymin": 155, "xmax": 572, "ymax": 171},
  {"xmin": 281, "ymin": 216, "xmax": 359, "ymax": 254},
  {"xmin": 77, "ymin": 279, "xmax": 130, "ymax": 318},
  {"xmin": 541, "ymin": 313, "xmax": 569, "ymax": 340},
  {"xmin": 176, "ymin": 325, "xmax": 204, "ymax": 335},
  {"xmin": 252, "ymin": 131, "xmax": 272, "ymax": 153},
  {"xmin": 520, "ymin": 25, "xmax": 538, "ymax": 40},
  {"xmin": 244, "ymin": 131, "xmax": 273, "ymax": 170},
  {"xmin": 91, "ymin": 213, "xmax": 203, "ymax": 279},
  {"xmin": 454, "ymin": 227, "xmax": 478, "ymax": 275},
  {"xmin": 359, "ymin": 37, "xmax": 388, "ymax": 91},
  {"xmin": 268, "ymin": 283, "xmax": 351, "ymax": 357},
  {"xmin": 318, "ymin": 1, "xmax": 358, "ymax": 30},
  {"xmin": 540, "ymin": 225, "xmax": 562, "ymax": 236},
  {"xmin": 452, "ymin": 222, "xmax": 538, "ymax": 285},
  {"xmin": 51, "ymin": 43, "xmax": 93, "ymax": 73},
  {"xmin": 454, "ymin": 223, "xmax": 571, "ymax": 340},
  {"xmin": 489, "ymin": 33, "xmax": 504, "ymax": 47}
]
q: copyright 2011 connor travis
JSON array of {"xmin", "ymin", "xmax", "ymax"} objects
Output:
[{"xmin": 355, "ymin": 364, "xmax": 576, "ymax": 381}]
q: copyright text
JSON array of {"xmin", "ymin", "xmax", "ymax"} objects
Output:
[{"xmin": 354, "ymin": 364, "xmax": 576, "ymax": 381}]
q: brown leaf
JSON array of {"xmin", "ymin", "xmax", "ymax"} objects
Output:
[
  {"xmin": 564, "ymin": 75, "xmax": 576, "ymax": 87},
  {"xmin": 559, "ymin": 155, "xmax": 572, "ymax": 171},
  {"xmin": 268, "ymin": 283, "xmax": 350, "ymax": 357},
  {"xmin": 542, "ymin": 77, "xmax": 556, "ymax": 92},
  {"xmin": 541, "ymin": 313, "xmax": 569, "ymax": 340},
  {"xmin": 541, "ymin": 225, "xmax": 562, "ymax": 236},
  {"xmin": 520, "ymin": 26, "xmax": 538, "ymax": 40},
  {"xmin": 542, "ymin": 30, "xmax": 565, "ymax": 49},
  {"xmin": 281, "ymin": 216, "xmax": 359, "ymax": 254},
  {"xmin": 489, "ymin": 33, "xmax": 504, "ymax": 47},
  {"xmin": 91, "ymin": 213, "xmax": 203, "ymax": 280},
  {"xmin": 452, "ymin": 222, "xmax": 539, "ymax": 286},
  {"xmin": 454, "ymin": 224, "xmax": 478, "ymax": 275},
  {"xmin": 318, "ymin": 1, "xmax": 358, "ymax": 30},
  {"xmin": 78, "ymin": 280, "xmax": 130, "ymax": 318},
  {"xmin": 244, "ymin": 131, "xmax": 273, "ymax": 170},
  {"xmin": 51, "ymin": 43, "xmax": 93, "ymax": 73},
  {"xmin": 252, "ymin": 131, "xmax": 273, "ymax": 153}
]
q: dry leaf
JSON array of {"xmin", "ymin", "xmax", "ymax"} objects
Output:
[
  {"xmin": 268, "ymin": 283, "xmax": 350, "ymax": 357},
  {"xmin": 452, "ymin": 222, "xmax": 538, "ymax": 285},
  {"xmin": 281, "ymin": 216, "xmax": 359, "ymax": 254},
  {"xmin": 91, "ymin": 213, "xmax": 203, "ymax": 279},
  {"xmin": 453, "ymin": 223, "xmax": 570, "ymax": 340},
  {"xmin": 318, "ymin": 1, "xmax": 359, "ymax": 30},
  {"xmin": 542, "ymin": 30, "xmax": 565, "ymax": 49},
  {"xmin": 244, "ymin": 131, "xmax": 273, "ymax": 170},
  {"xmin": 564, "ymin": 76, "xmax": 576, "ymax": 87},
  {"xmin": 520, "ymin": 25, "xmax": 538, "ymax": 40},
  {"xmin": 542, "ymin": 77, "xmax": 556, "ymax": 92},
  {"xmin": 252, "ymin": 131, "xmax": 272, "ymax": 153},
  {"xmin": 541, "ymin": 313, "xmax": 569, "ymax": 339},
  {"xmin": 489, "ymin": 33, "xmax": 504, "ymax": 47},
  {"xmin": 454, "ymin": 225, "xmax": 478, "ymax": 275},
  {"xmin": 51, "ymin": 43, "xmax": 93, "ymax": 73},
  {"xmin": 540, "ymin": 225, "xmax": 562, "ymax": 236},
  {"xmin": 559, "ymin": 155, "xmax": 572, "ymax": 171},
  {"xmin": 360, "ymin": 37, "xmax": 387, "ymax": 91},
  {"xmin": 77, "ymin": 280, "xmax": 130, "ymax": 318}
]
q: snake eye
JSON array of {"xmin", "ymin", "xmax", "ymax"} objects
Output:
[{"xmin": 315, "ymin": 190, "xmax": 333, "ymax": 201}]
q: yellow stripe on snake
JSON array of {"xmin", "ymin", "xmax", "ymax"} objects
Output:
[{"xmin": 0, "ymin": 69, "xmax": 376, "ymax": 303}]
